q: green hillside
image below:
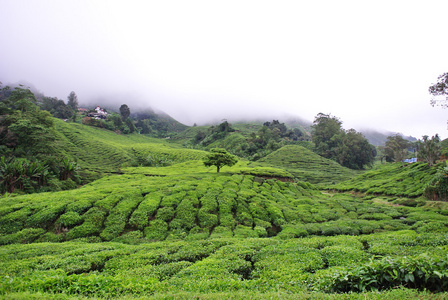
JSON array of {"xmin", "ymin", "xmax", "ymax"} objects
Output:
[
  {"xmin": 258, "ymin": 145, "xmax": 360, "ymax": 185},
  {"xmin": 1, "ymin": 167, "xmax": 448, "ymax": 298},
  {"xmin": 169, "ymin": 120, "xmax": 310, "ymax": 162},
  {"xmin": 53, "ymin": 119, "xmax": 206, "ymax": 174},
  {"xmin": 331, "ymin": 162, "xmax": 439, "ymax": 198},
  {"xmin": 3, "ymin": 165, "xmax": 448, "ymax": 245},
  {"xmin": 2, "ymin": 91, "xmax": 448, "ymax": 298}
]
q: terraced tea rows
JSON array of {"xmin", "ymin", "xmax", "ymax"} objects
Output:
[
  {"xmin": 331, "ymin": 162, "xmax": 438, "ymax": 197},
  {"xmin": 54, "ymin": 119, "xmax": 206, "ymax": 173},
  {"xmin": 2, "ymin": 118, "xmax": 448, "ymax": 299},
  {"xmin": 258, "ymin": 145, "xmax": 360, "ymax": 185},
  {"xmin": 1, "ymin": 231, "xmax": 447, "ymax": 298},
  {"xmin": 1, "ymin": 169, "xmax": 447, "ymax": 246}
]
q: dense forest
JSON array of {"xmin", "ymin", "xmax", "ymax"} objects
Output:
[{"xmin": 0, "ymin": 82, "xmax": 448, "ymax": 299}]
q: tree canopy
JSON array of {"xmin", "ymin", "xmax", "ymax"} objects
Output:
[
  {"xmin": 67, "ymin": 91, "xmax": 78, "ymax": 111},
  {"xmin": 40, "ymin": 96, "xmax": 73, "ymax": 119},
  {"xmin": 383, "ymin": 134, "xmax": 411, "ymax": 163},
  {"xmin": 0, "ymin": 87, "xmax": 56, "ymax": 157},
  {"xmin": 429, "ymin": 72, "xmax": 448, "ymax": 108},
  {"xmin": 418, "ymin": 134, "xmax": 441, "ymax": 167},
  {"xmin": 119, "ymin": 104, "xmax": 130, "ymax": 121},
  {"xmin": 311, "ymin": 113, "xmax": 375, "ymax": 169},
  {"xmin": 311, "ymin": 113, "xmax": 343, "ymax": 159},
  {"xmin": 203, "ymin": 148, "xmax": 238, "ymax": 173}
]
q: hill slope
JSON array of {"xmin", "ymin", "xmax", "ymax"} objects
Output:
[
  {"xmin": 1, "ymin": 165, "xmax": 448, "ymax": 298},
  {"xmin": 331, "ymin": 162, "xmax": 439, "ymax": 197},
  {"xmin": 2, "ymin": 165, "xmax": 446, "ymax": 245},
  {"xmin": 53, "ymin": 119, "xmax": 206, "ymax": 174},
  {"xmin": 258, "ymin": 145, "xmax": 360, "ymax": 185}
]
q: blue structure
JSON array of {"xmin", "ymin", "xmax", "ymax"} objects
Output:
[{"xmin": 403, "ymin": 158, "xmax": 417, "ymax": 163}]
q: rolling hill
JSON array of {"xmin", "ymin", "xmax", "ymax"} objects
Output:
[
  {"xmin": 53, "ymin": 118, "xmax": 205, "ymax": 174},
  {"xmin": 258, "ymin": 145, "xmax": 361, "ymax": 185},
  {"xmin": 1, "ymin": 159, "xmax": 448, "ymax": 298},
  {"xmin": 1, "ymin": 108, "xmax": 448, "ymax": 298}
]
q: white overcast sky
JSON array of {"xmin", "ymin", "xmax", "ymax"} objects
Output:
[{"xmin": 1, "ymin": 0, "xmax": 447, "ymax": 138}]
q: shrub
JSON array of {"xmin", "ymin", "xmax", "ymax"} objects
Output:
[
  {"xmin": 174, "ymin": 199, "xmax": 197, "ymax": 229},
  {"xmin": 235, "ymin": 203, "xmax": 253, "ymax": 226},
  {"xmin": 320, "ymin": 245, "xmax": 368, "ymax": 267},
  {"xmin": 317, "ymin": 255, "xmax": 448, "ymax": 292},
  {"xmin": 38, "ymin": 232, "xmax": 65, "ymax": 243},
  {"xmin": 65, "ymin": 207, "xmax": 106, "ymax": 240},
  {"xmin": 55, "ymin": 211, "xmax": 83, "ymax": 229},
  {"xmin": 210, "ymin": 226, "xmax": 233, "ymax": 238},
  {"xmin": 254, "ymin": 225, "xmax": 268, "ymax": 237},
  {"xmin": 0, "ymin": 228, "xmax": 45, "ymax": 245},
  {"xmin": 156, "ymin": 206, "xmax": 175, "ymax": 222},
  {"xmin": 424, "ymin": 164, "xmax": 448, "ymax": 201},
  {"xmin": 144, "ymin": 219, "xmax": 168, "ymax": 240},
  {"xmin": 100, "ymin": 194, "xmax": 142, "ymax": 241},
  {"xmin": 129, "ymin": 192, "xmax": 162, "ymax": 229},
  {"xmin": 233, "ymin": 225, "xmax": 258, "ymax": 238},
  {"xmin": 26, "ymin": 203, "xmax": 67, "ymax": 229},
  {"xmin": 0, "ymin": 206, "xmax": 32, "ymax": 234},
  {"xmin": 277, "ymin": 224, "xmax": 308, "ymax": 239}
]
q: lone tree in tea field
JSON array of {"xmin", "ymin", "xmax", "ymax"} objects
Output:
[{"xmin": 203, "ymin": 148, "xmax": 238, "ymax": 173}]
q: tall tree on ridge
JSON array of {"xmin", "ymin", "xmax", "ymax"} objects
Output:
[
  {"xmin": 67, "ymin": 91, "xmax": 78, "ymax": 111},
  {"xmin": 119, "ymin": 104, "xmax": 130, "ymax": 121}
]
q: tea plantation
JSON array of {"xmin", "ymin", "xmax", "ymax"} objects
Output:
[
  {"xmin": 1, "ymin": 122, "xmax": 448, "ymax": 299},
  {"xmin": 1, "ymin": 160, "xmax": 448, "ymax": 298},
  {"xmin": 258, "ymin": 145, "xmax": 361, "ymax": 185}
]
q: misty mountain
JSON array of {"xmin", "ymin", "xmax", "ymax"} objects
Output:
[
  {"xmin": 360, "ymin": 129, "xmax": 418, "ymax": 146},
  {"xmin": 0, "ymin": 79, "xmax": 422, "ymax": 143}
]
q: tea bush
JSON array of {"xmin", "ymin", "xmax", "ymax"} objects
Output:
[
  {"xmin": 331, "ymin": 162, "xmax": 438, "ymax": 197},
  {"xmin": 318, "ymin": 255, "xmax": 448, "ymax": 293}
]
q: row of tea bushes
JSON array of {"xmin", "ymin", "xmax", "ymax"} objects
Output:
[
  {"xmin": 1, "ymin": 232, "xmax": 447, "ymax": 297},
  {"xmin": 330, "ymin": 162, "xmax": 438, "ymax": 197},
  {"xmin": 1, "ymin": 172, "xmax": 448, "ymax": 245},
  {"xmin": 54, "ymin": 119, "xmax": 206, "ymax": 174},
  {"xmin": 258, "ymin": 145, "xmax": 360, "ymax": 185}
]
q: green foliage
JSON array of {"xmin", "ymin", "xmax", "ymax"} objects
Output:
[
  {"xmin": 0, "ymin": 156, "xmax": 79, "ymax": 194},
  {"xmin": 258, "ymin": 145, "xmax": 359, "ymax": 185},
  {"xmin": 40, "ymin": 96, "xmax": 74, "ymax": 119},
  {"xmin": 129, "ymin": 192, "xmax": 161, "ymax": 229},
  {"xmin": 67, "ymin": 91, "xmax": 78, "ymax": 111},
  {"xmin": 312, "ymin": 113, "xmax": 343, "ymax": 159},
  {"xmin": 418, "ymin": 134, "xmax": 441, "ymax": 166},
  {"xmin": 318, "ymin": 255, "xmax": 448, "ymax": 293},
  {"xmin": 119, "ymin": 104, "xmax": 130, "ymax": 121},
  {"xmin": 1, "ymin": 91, "xmax": 56, "ymax": 156},
  {"xmin": 193, "ymin": 121, "xmax": 235, "ymax": 147},
  {"xmin": 424, "ymin": 162, "xmax": 448, "ymax": 201},
  {"xmin": 311, "ymin": 113, "xmax": 375, "ymax": 169},
  {"xmin": 144, "ymin": 219, "xmax": 168, "ymax": 240},
  {"xmin": 0, "ymin": 228, "xmax": 45, "ymax": 245},
  {"xmin": 429, "ymin": 72, "xmax": 448, "ymax": 108},
  {"xmin": 0, "ymin": 231, "xmax": 448, "ymax": 297},
  {"xmin": 203, "ymin": 148, "xmax": 238, "ymax": 173},
  {"xmin": 52, "ymin": 118, "xmax": 205, "ymax": 174},
  {"xmin": 383, "ymin": 134, "xmax": 412, "ymax": 163},
  {"xmin": 332, "ymin": 162, "xmax": 437, "ymax": 197},
  {"xmin": 100, "ymin": 192, "xmax": 143, "ymax": 241},
  {"xmin": 185, "ymin": 120, "xmax": 307, "ymax": 161}
]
